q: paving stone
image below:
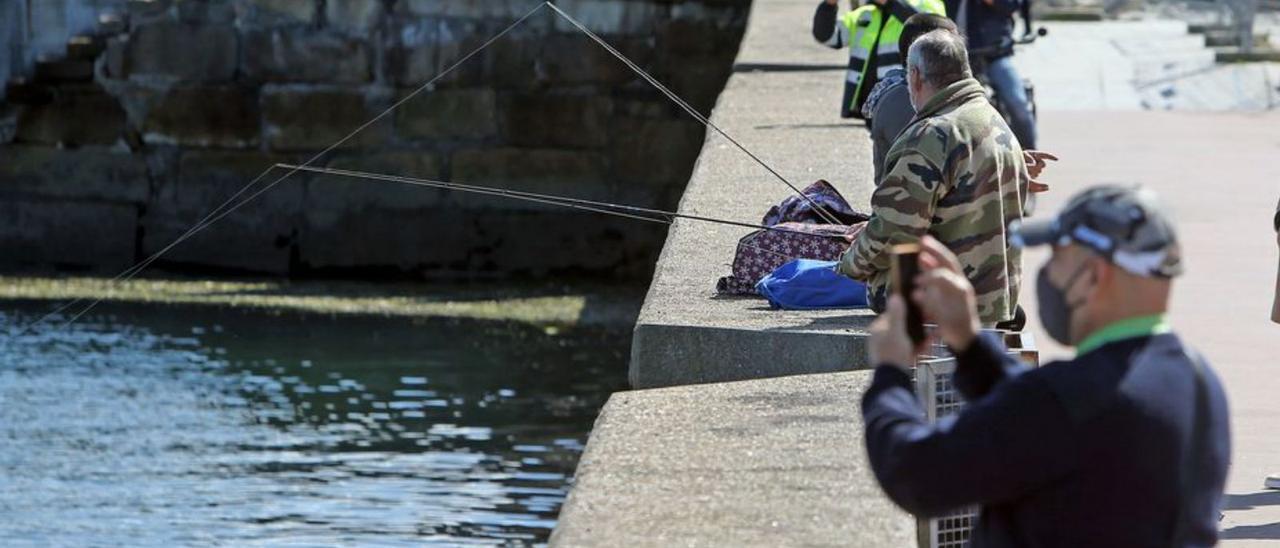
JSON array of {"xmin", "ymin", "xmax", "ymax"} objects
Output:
[
  {"xmin": 142, "ymin": 86, "xmax": 260, "ymax": 148},
  {"xmin": 141, "ymin": 150, "xmax": 305, "ymax": 274},
  {"xmin": 0, "ymin": 145, "xmax": 149, "ymax": 203},
  {"xmin": 261, "ymin": 85, "xmax": 391, "ymax": 151},
  {"xmin": 124, "ymin": 21, "xmax": 238, "ymax": 82},
  {"xmin": 14, "ymin": 86, "xmax": 127, "ymax": 147},
  {"xmin": 242, "ymin": 29, "xmax": 373, "ymax": 84},
  {"xmin": 395, "ymin": 88, "xmax": 498, "ymax": 140},
  {"xmin": 502, "ymin": 93, "xmax": 611, "ymax": 148},
  {"xmin": 0, "ymin": 199, "xmax": 138, "ymax": 272}
]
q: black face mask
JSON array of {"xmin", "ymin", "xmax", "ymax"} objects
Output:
[{"xmin": 1035, "ymin": 258, "xmax": 1093, "ymax": 346}]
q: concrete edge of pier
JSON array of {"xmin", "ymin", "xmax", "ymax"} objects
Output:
[{"xmin": 625, "ymin": 0, "xmax": 879, "ymax": 390}]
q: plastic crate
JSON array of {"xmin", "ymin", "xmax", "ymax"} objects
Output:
[{"xmin": 913, "ymin": 330, "xmax": 1038, "ymax": 548}]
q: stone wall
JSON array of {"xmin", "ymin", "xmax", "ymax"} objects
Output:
[{"xmin": 0, "ymin": 0, "xmax": 749, "ymax": 279}]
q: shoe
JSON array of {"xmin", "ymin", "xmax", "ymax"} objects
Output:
[{"xmin": 1267, "ymin": 473, "xmax": 1280, "ymax": 490}]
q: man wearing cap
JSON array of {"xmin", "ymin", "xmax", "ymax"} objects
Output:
[
  {"xmin": 860, "ymin": 185, "xmax": 1231, "ymax": 546},
  {"xmin": 839, "ymin": 29, "xmax": 1029, "ymax": 327}
]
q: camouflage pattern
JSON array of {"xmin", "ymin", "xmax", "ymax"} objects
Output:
[{"xmin": 839, "ymin": 77, "xmax": 1029, "ymax": 323}]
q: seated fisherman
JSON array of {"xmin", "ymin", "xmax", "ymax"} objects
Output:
[{"xmin": 839, "ymin": 29, "xmax": 1029, "ymax": 325}]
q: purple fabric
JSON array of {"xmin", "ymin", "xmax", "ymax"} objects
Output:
[
  {"xmin": 762, "ymin": 180, "xmax": 865, "ymax": 226},
  {"xmin": 716, "ymin": 222, "xmax": 862, "ymax": 295}
]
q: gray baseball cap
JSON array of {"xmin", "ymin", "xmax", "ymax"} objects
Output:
[{"xmin": 1009, "ymin": 184, "xmax": 1183, "ymax": 278}]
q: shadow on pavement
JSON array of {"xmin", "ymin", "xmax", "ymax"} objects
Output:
[
  {"xmin": 1224, "ymin": 490, "xmax": 1280, "ymax": 511},
  {"xmin": 1220, "ymin": 522, "xmax": 1280, "ymax": 540}
]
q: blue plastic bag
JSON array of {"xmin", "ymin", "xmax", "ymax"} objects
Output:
[{"xmin": 755, "ymin": 259, "xmax": 869, "ymax": 310}]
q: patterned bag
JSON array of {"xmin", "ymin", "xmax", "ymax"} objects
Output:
[{"xmin": 716, "ymin": 223, "xmax": 863, "ymax": 295}]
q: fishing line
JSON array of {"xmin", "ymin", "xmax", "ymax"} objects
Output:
[
  {"xmin": 25, "ymin": 2, "xmax": 550, "ymax": 331},
  {"xmin": 289, "ymin": 164, "xmax": 852, "ymax": 263},
  {"xmin": 543, "ymin": 2, "xmax": 843, "ymax": 225},
  {"xmin": 24, "ymin": 1, "xmax": 849, "ymax": 330}
]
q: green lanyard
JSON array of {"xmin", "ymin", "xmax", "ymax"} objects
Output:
[{"xmin": 1076, "ymin": 314, "xmax": 1171, "ymax": 355}]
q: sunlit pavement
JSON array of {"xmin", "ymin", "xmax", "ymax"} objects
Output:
[{"xmin": 1023, "ymin": 110, "xmax": 1280, "ymax": 544}]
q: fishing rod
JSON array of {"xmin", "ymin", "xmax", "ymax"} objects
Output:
[
  {"xmin": 277, "ymin": 164, "xmax": 845, "ymax": 238},
  {"xmin": 25, "ymin": 0, "xmax": 849, "ymax": 331}
]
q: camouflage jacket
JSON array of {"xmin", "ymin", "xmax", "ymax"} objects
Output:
[{"xmin": 839, "ymin": 78, "xmax": 1029, "ymax": 323}]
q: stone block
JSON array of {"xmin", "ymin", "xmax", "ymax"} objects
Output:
[
  {"xmin": 502, "ymin": 93, "xmax": 611, "ymax": 148},
  {"xmin": 550, "ymin": 0, "xmax": 664, "ymax": 36},
  {"xmin": 125, "ymin": 21, "xmax": 238, "ymax": 82},
  {"xmin": 299, "ymin": 152, "xmax": 448, "ymax": 270},
  {"xmin": 530, "ymin": 34, "xmax": 640, "ymax": 86},
  {"xmin": 399, "ymin": 0, "xmax": 548, "ymax": 22},
  {"xmin": 234, "ymin": 0, "xmax": 318, "ymax": 25},
  {"xmin": 142, "ymin": 86, "xmax": 260, "ymax": 148},
  {"xmin": 176, "ymin": 0, "xmax": 239, "ymax": 24},
  {"xmin": 384, "ymin": 19, "xmax": 439, "ymax": 86},
  {"xmin": 325, "ymin": 0, "xmax": 383, "ymax": 34},
  {"xmin": 0, "ymin": 146, "xmax": 149, "ymax": 203},
  {"xmin": 395, "ymin": 88, "xmax": 498, "ymax": 140},
  {"xmin": 243, "ymin": 29, "xmax": 372, "ymax": 84},
  {"xmin": 15, "ymin": 86, "xmax": 127, "ymax": 146},
  {"xmin": 450, "ymin": 147, "xmax": 609, "ymax": 211},
  {"xmin": 0, "ymin": 199, "xmax": 139, "ymax": 272},
  {"xmin": 141, "ymin": 150, "xmax": 305, "ymax": 274},
  {"xmin": 34, "ymin": 59, "xmax": 94, "ymax": 83},
  {"xmin": 261, "ymin": 85, "xmax": 391, "ymax": 151},
  {"xmin": 609, "ymin": 118, "xmax": 704, "ymax": 189},
  {"xmin": 467, "ymin": 210, "xmax": 665, "ymax": 276},
  {"xmin": 427, "ymin": 19, "xmax": 490, "ymax": 87}
]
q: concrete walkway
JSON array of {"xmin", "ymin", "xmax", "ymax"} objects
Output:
[
  {"xmin": 629, "ymin": 0, "xmax": 877, "ymax": 389},
  {"xmin": 1025, "ymin": 110, "xmax": 1280, "ymax": 545}
]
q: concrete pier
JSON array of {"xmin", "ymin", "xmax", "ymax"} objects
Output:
[
  {"xmin": 629, "ymin": 0, "xmax": 878, "ymax": 389},
  {"xmin": 549, "ymin": 370, "xmax": 915, "ymax": 547}
]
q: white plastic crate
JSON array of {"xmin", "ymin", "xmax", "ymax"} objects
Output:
[{"xmin": 912, "ymin": 330, "xmax": 1038, "ymax": 548}]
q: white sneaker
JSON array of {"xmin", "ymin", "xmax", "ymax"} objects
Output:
[{"xmin": 1267, "ymin": 473, "xmax": 1280, "ymax": 490}]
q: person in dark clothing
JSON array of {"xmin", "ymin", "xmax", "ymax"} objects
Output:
[
  {"xmin": 862, "ymin": 185, "xmax": 1231, "ymax": 546},
  {"xmin": 862, "ymin": 14, "xmax": 959, "ymax": 182},
  {"xmin": 946, "ymin": 0, "xmax": 1037, "ymax": 149}
]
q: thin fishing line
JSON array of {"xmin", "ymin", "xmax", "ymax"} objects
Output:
[
  {"xmin": 34, "ymin": 2, "xmax": 551, "ymax": 330},
  {"xmin": 290, "ymin": 164, "xmax": 848, "ymax": 262},
  {"xmin": 544, "ymin": 2, "xmax": 842, "ymax": 225},
  {"xmin": 280, "ymin": 164, "xmax": 838, "ymax": 238}
]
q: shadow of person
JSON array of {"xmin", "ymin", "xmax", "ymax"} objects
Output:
[
  {"xmin": 1220, "ymin": 522, "xmax": 1280, "ymax": 540},
  {"xmin": 1224, "ymin": 490, "xmax": 1280, "ymax": 511}
]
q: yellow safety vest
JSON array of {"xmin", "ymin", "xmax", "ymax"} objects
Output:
[{"xmin": 841, "ymin": 0, "xmax": 946, "ymax": 117}]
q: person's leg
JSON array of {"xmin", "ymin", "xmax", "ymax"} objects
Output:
[{"xmin": 985, "ymin": 55, "xmax": 1037, "ymax": 150}]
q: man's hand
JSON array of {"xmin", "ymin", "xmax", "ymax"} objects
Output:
[
  {"xmin": 912, "ymin": 236, "xmax": 981, "ymax": 352},
  {"xmin": 842, "ymin": 223, "xmax": 865, "ymax": 244},
  {"xmin": 868, "ymin": 295, "xmax": 921, "ymax": 372},
  {"xmin": 1024, "ymin": 150, "xmax": 1058, "ymax": 194}
]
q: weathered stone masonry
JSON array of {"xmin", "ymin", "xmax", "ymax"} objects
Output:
[{"xmin": 0, "ymin": 0, "xmax": 749, "ymax": 279}]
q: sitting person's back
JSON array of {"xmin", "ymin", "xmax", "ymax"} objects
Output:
[{"xmin": 840, "ymin": 29, "xmax": 1028, "ymax": 323}]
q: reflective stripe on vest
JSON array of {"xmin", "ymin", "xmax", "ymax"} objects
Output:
[{"xmin": 843, "ymin": 0, "xmax": 947, "ymax": 109}]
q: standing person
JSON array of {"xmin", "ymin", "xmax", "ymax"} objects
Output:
[
  {"xmin": 1269, "ymin": 197, "xmax": 1280, "ymax": 491},
  {"xmin": 812, "ymin": 0, "xmax": 946, "ymax": 119},
  {"xmin": 840, "ymin": 30, "xmax": 1028, "ymax": 325},
  {"xmin": 862, "ymin": 185, "xmax": 1231, "ymax": 546},
  {"xmin": 948, "ymin": 0, "xmax": 1037, "ymax": 149},
  {"xmin": 864, "ymin": 14, "xmax": 1056, "ymax": 188}
]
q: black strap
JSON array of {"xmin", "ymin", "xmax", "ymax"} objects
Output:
[{"xmin": 1170, "ymin": 351, "xmax": 1211, "ymax": 546}]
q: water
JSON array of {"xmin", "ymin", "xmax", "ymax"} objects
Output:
[{"xmin": 0, "ymin": 303, "xmax": 629, "ymax": 546}]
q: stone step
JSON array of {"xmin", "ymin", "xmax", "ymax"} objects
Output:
[
  {"xmin": 66, "ymin": 35, "xmax": 107, "ymax": 62},
  {"xmin": 1039, "ymin": 7, "xmax": 1106, "ymax": 22},
  {"xmin": 1188, "ymin": 23, "xmax": 1234, "ymax": 35},
  {"xmin": 4, "ymin": 79, "xmax": 56, "ymax": 106},
  {"xmin": 1202, "ymin": 30, "xmax": 1272, "ymax": 48},
  {"xmin": 33, "ymin": 59, "xmax": 95, "ymax": 84},
  {"xmin": 1216, "ymin": 47, "xmax": 1280, "ymax": 63}
]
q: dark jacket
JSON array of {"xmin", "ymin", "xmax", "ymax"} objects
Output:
[
  {"xmin": 862, "ymin": 332, "xmax": 1231, "ymax": 547},
  {"xmin": 946, "ymin": 0, "xmax": 1021, "ymax": 53},
  {"xmin": 864, "ymin": 70, "xmax": 913, "ymax": 183}
]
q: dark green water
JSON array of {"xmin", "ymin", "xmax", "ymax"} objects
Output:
[{"xmin": 0, "ymin": 303, "xmax": 629, "ymax": 546}]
